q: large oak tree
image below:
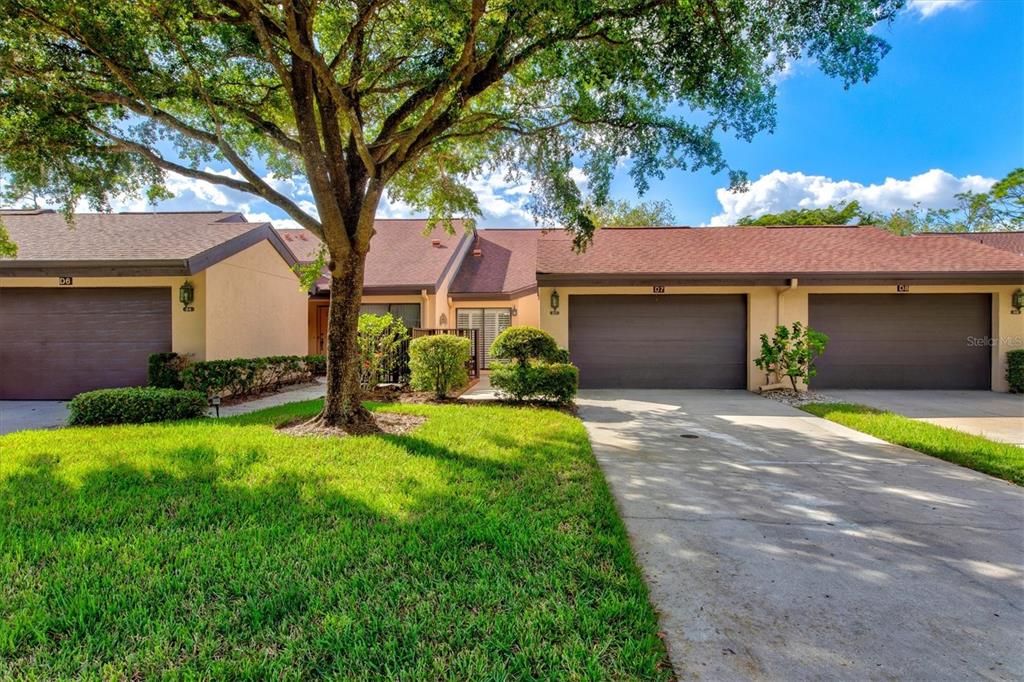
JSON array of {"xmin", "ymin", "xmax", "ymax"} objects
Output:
[{"xmin": 0, "ymin": 0, "xmax": 900, "ymax": 428}]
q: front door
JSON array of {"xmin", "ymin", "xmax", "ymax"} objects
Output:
[
  {"xmin": 316, "ymin": 304, "xmax": 330, "ymax": 354},
  {"xmin": 456, "ymin": 308, "xmax": 512, "ymax": 368}
]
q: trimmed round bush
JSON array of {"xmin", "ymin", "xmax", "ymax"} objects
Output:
[
  {"xmin": 409, "ymin": 334, "xmax": 470, "ymax": 398},
  {"xmin": 490, "ymin": 326, "xmax": 560, "ymax": 366},
  {"xmin": 68, "ymin": 387, "xmax": 208, "ymax": 426},
  {"xmin": 490, "ymin": 361, "xmax": 579, "ymax": 405}
]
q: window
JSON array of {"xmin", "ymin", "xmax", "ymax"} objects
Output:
[
  {"xmin": 456, "ymin": 308, "xmax": 512, "ymax": 368},
  {"xmin": 360, "ymin": 303, "xmax": 421, "ymax": 329}
]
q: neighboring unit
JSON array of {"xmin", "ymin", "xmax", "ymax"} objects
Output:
[{"xmin": 0, "ymin": 210, "xmax": 307, "ymax": 399}]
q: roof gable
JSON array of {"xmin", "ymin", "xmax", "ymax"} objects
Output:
[
  {"xmin": 278, "ymin": 218, "xmax": 470, "ymax": 294},
  {"xmin": 449, "ymin": 229, "xmax": 541, "ymax": 297}
]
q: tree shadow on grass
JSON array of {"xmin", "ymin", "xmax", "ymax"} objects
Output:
[{"xmin": 0, "ymin": 420, "xmax": 668, "ymax": 680}]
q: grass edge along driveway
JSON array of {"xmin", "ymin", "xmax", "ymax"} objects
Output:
[
  {"xmin": 801, "ymin": 402, "xmax": 1024, "ymax": 486},
  {"xmin": 0, "ymin": 400, "xmax": 671, "ymax": 680}
]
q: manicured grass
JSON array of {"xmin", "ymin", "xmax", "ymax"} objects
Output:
[
  {"xmin": 0, "ymin": 401, "xmax": 670, "ymax": 679},
  {"xmin": 801, "ymin": 402, "xmax": 1024, "ymax": 486}
]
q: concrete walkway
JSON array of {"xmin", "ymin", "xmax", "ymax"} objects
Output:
[
  {"xmin": 216, "ymin": 380, "xmax": 326, "ymax": 417},
  {"xmin": 0, "ymin": 401, "xmax": 69, "ymax": 435},
  {"xmin": 579, "ymin": 389, "xmax": 1023, "ymax": 681},
  {"xmin": 827, "ymin": 390, "xmax": 1024, "ymax": 446}
]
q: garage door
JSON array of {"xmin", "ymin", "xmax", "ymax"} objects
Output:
[
  {"xmin": 809, "ymin": 294, "xmax": 991, "ymax": 389},
  {"xmin": 0, "ymin": 288, "xmax": 172, "ymax": 399},
  {"xmin": 569, "ymin": 294, "xmax": 747, "ymax": 389}
]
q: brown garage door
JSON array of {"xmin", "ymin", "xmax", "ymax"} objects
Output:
[
  {"xmin": 809, "ymin": 294, "xmax": 991, "ymax": 389},
  {"xmin": 569, "ymin": 294, "xmax": 747, "ymax": 389},
  {"xmin": 0, "ymin": 288, "xmax": 172, "ymax": 399}
]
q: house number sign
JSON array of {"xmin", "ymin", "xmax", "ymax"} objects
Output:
[
  {"xmin": 652, "ymin": 285, "xmax": 665, "ymax": 294},
  {"xmin": 58, "ymin": 276, "xmax": 73, "ymax": 286},
  {"xmin": 896, "ymin": 284, "xmax": 910, "ymax": 293}
]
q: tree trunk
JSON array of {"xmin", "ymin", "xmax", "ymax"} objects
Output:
[{"xmin": 315, "ymin": 246, "xmax": 372, "ymax": 428}]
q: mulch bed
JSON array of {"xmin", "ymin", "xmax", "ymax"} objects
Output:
[{"xmin": 277, "ymin": 412, "xmax": 426, "ymax": 438}]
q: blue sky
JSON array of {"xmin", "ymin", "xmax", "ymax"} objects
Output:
[{"xmin": 69, "ymin": 0, "xmax": 1024, "ymax": 230}]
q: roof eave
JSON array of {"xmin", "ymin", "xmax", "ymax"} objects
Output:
[
  {"xmin": 536, "ymin": 271, "xmax": 1024, "ymax": 286},
  {"xmin": 0, "ymin": 259, "xmax": 190, "ymax": 277}
]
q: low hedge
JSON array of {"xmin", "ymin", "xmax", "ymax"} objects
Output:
[
  {"xmin": 181, "ymin": 355, "xmax": 314, "ymax": 399},
  {"xmin": 1008, "ymin": 349, "xmax": 1024, "ymax": 393},
  {"xmin": 68, "ymin": 388, "xmax": 207, "ymax": 426},
  {"xmin": 306, "ymin": 355, "xmax": 327, "ymax": 377},
  {"xmin": 490, "ymin": 361, "xmax": 579, "ymax": 405}
]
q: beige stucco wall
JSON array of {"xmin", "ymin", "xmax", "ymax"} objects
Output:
[
  {"xmin": 538, "ymin": 283, "xmax": 1024, "ymax": 392},
  {"xmin": 203, "ymin": 240, "xmax": 308, "ymax": 360},
  {"xmin": 0, "ymin": 273, "xmax": 208, "ymax": 360}
]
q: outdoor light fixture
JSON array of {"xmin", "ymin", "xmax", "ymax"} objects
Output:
[
  {"xmin": 550, "ymin": 289, "xmax": 560, "ymax": 315},
  {"xmin": 179, "ymin": 280, "xmax": 195, "ymax": 311},
  {"xmin": 209, "ymin": 395, "xmax": 221, "ymax": 418},
  {"xmin": 1012, "ymin": 288, "xmax": 1024, "ymax": 315},
  {"xmin": 511, "ymin": 306, "xmax": 518, "ymax": 317}
]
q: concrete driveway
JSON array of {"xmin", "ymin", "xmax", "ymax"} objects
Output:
[
  {"xmin": 579, "ymin": 390, "xmax": 1023, "ymax": 681},
  {"xmin": 826, "ymin": 390, "xmax": 1024, "ymax": 446},
  {"xmin": 0, "ymin": 401, "xmax": 68, "ymax": 435}
]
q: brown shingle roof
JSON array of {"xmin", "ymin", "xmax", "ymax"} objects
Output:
[
  {"xmin": 536, "ymin": 226, "xmax": 1024, "ymax": 283},
  {"xmin": 947, "ymin": 231, "xmax": 1024, "ymax": 256},
  {"xmin": 0, "ymin": 210, "xmax": 295, "ymax": 276},
  {"xmin": 277, "ymin": 219, "xmax": 470, "ymax": 294},
  {"xmin": 449, "ymin": 229, "xmax": 541, "ymax": 297}
]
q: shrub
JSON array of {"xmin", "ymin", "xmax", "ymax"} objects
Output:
[
  {"xmin": 490, "ymin": 326, "xmax": 561, "ymax": 367},
  {"xmin": 68, "ymin": 387, "xmax": 207, "ymax": 426},
  {"xmin": 305, "ymin": 355, "xmax": 327, "ymax": 376},
  {"xmin": 490, "ymin": 361, "xmax": 578, "ymax": 405},
  {"xmin": 147, "ymin": 352, "xmax": 190, "ymax": 389},
  {"xmin": 754, "ymin": 321, "xmax": 829, "ymax": 391},
  {"xmin": 358, "ymin": 313, "xmax": 410, "ymax": 387},
  {"xmin": 182, "ymin": 355, "xmax": 311, "ymax": 399},
  {"xmin": 1008, "ymin": 349, "xmax": 1024, "ymax": 393},
  {"xmin": 547, "ymin": 347, "xmax": 571, "ymax": 364},
  {"xmin": 409, "ymin": 334, "xmax": 470, "ymax": 399}
]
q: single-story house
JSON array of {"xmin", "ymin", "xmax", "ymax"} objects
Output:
[
  {"xmin": 2, "ymin": 209, "xmax": 1022, "ymax": 398},
  {"xmin": 0, "ymin": 209, "xmax": 307, "ymax": 399}
]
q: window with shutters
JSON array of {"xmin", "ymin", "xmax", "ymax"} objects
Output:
[{"xmin": 456, "ymin": 308, "xmax": 512, "ymax": 368}]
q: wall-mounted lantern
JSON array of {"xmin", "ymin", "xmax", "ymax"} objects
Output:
[
  {"xmin": 550, "ymin": 289, "xmax": 560, "ymax": 315},
  {"xmin": 511, "ymin": 306, "xmax": 518, "ymax": 317},
  {"xmin": 1012, "ymin": 288, "xmax": 1024, "ymax": 315},
  {"xmin": 179, "ymin": 280, "xmax": 195, "ymax": 311}
]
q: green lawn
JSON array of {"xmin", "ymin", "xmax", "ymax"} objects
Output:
[
  {"xmin": 801, "ymin": 402, "xmax": 1024, "ymax": 486},
  {"xmin": 0, "ymin": 401, "xmax": 670, "ymax": 680}
]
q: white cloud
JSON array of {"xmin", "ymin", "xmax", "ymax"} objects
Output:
[
  {"xmin": 708, "ymin": 168, "xmax": 995, "ymax": 226},
  {"xmin": 906, "ymin": 0, "xmax": 973, "ymax": 19}
]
